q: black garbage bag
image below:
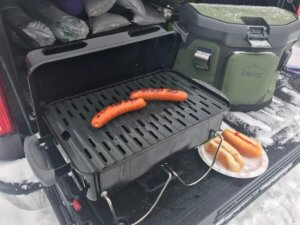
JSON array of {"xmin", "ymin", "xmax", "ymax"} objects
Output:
[
  {"xmin": 0, "ymin": 0, "xmax": 55, "ymax": 47},
  {"xmin": 18, "ymin": 0, "xmax": 89, "ymax": 42}
]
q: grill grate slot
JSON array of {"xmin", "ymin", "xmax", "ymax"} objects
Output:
[
  {"xmin": 102, "ymin": 141, "xmax": 111, "ymax": 151},
  {"xmin": 45, "ymin": 71, "xmax": 227, "ymax": 173},
  {"xmin": 175, "ymin": 110, "xmax": 185, "ymax": 118},
  {"xmin": 106, "ymin": 131, "xmax": 114, "ymax": 140},
  {"xmin": 114, "ymin": 90, "xmax": 121, "ymax": 96},
  {"xmin": 83, "ymin": 105, "xmax": 90, "ymax": 112},
  {"xmin": 88, "ymin": 138, "xmax": 96, "ymax": 147},
  {"xmin": 163, "ymin": 124, "xmax": 173, "ymax": 133},
  {"xmin": 99, "ymin": 152, "xmax": 108, "ymax": 163},
  {"xmin": 98, "ymin": 101, "xmax": 104, "ymax": 107},
  {"xmin": 122, "ymin": 125, "xmax": 130, "ymax": 133},
  {"xmin": 84, "ymin": 149, "xmax": 92, "ymax": 159},
  {"xmin": 133, "ymin": 137, "xmax": 143, "ymax": 147},
  {"xmin": 176, "ymin": 118, "xmax": 186, "ymax": 126},
  {"xmin": 100, "ymin": 93, "xmax": 107, "ymax": 100},
  {"xmin": 201, "ymin": 108, "xmax": 211, "ymax": 115},
  {"xmin": 79, "ymin": 113, "xmax": 86, "ymax": 120},
  {"xmin": 135, "ymin": 128, "xmax": 144, "ymax": 136},
  {"xmin": 213, "ymin": 103, "xmax": 222, "ymax": 109},
  {"xmin": 62, "ymin": 118, "xmax": 69, "ymax": 126},
  {"xmin": 120, "ymin": 134, "xmax": 128, "ymax": 143},
  {"xmin": 198, "ymin": 94, "xmax": 207, "ymax": 100},
  {"xmin": 200, "ymin": 101, "xmax": 209, "ymax": 108},
  {"xmin": 189, "ymin": 113, "xmax": 199, "ymax": 121},
  {"xmin": 117, "ymin": 145, "xmax": 126, "ymax": 155},
  {"xmin": 137, "ymin": 119, "xmax": 145, "ymax": 127},
  {"xmin": 56, "ymin": 108, "xmax": 61, "ymax": 114},
  {"xmin": 67, "ymin": 110, "xmax": 74, "ymax": 118},
  {"xmin": 149, "ymin": 130, "xmax": 159, "ymax": 140},
  {"xmin": 71, "ymin": 102, "xmax": 77, "ymax": 110},
  {"xmin": 188, "ymin": 99, "xmax": 196, "ymax": 105},
  {"xmin": 150, "ymin": 114, "xmax": 159, "ymax": 121},
  {"xmin": 87, "ymin": 98, "xmax": 93, "ymax": 105},
  {"xmin": 150, "ymin": 121, "xmax": 159, "ymax": 130},
  {"xmin": 163, "ymin": 116, "xmax": 172, "ymax": 124},
  {"xmin": 163, "ymin": 109, "xmax": 172, "ymax": 115}
]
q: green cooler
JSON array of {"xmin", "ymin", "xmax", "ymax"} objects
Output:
[{"xmin": 174, "ymin": 3, "xmax": 300, "ymax": 111}]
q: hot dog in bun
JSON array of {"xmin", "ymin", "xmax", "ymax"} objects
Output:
[
  {"xmin": 204, "ymin": 137, "xmax": 244, "ymax": 172},
  {"xmin": 222, "ymin": 129, "xmax": 263, "ymax": 158}
]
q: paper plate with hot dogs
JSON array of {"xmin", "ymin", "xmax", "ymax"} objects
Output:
[{"xmin": 198, "ymin": 129, "xmax": 269, "ymax": 179}]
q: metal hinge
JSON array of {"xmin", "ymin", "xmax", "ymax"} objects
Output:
[{"xmin": 193, "ymin": 47, "xmax": 212, "ymax": 70}]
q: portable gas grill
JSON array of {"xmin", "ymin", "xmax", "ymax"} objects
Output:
[{"xmin": 25, "ymin": 26, "xmax": 229, "ymax": 224}]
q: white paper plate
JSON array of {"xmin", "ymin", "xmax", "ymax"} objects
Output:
[{"xmin": 198, "ymin": 145, "xmax": 269, "ymax": 179}]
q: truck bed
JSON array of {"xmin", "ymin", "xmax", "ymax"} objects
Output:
[{"xmin": 44, "ymin": 72, "xmax": 300, "ymax": 225}]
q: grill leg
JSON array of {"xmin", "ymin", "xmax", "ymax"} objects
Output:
[
  {"xmin": 101, "ymin": 166, "xmax": 173, "ymax": 225},
  {"xmin": 165, "ymin": 130, "xmax": 223, "ymax": 187},
  {"xmin": 101, "ymin": 191, "xmax": 119, "ymax": 225}
]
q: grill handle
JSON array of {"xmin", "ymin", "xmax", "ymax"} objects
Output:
[
  {"xmin": 165, "ymin": 130, "xmax": 223, "ymax": 187},
  {"xmin": 101, "ymin": 166, "xmax": 173, "ymax": 225},
  {"xmin": 26, "ymin": 25, "xmax": 169, "ymax": 68}
]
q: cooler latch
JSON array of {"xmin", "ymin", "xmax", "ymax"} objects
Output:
[
  {"xmin": 193, "ymin": 47, "xmax": 212, "ymax": 70},
  {"xmin": 247, "ymin": 25, "xmax": 271, "ymax": 48}
]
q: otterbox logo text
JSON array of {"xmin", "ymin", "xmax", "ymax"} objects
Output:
[{"xmin": 241, "ymin": 65, "xmax": 264, "ymax": 79}]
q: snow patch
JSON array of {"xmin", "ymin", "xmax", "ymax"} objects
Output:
[
  {"xmin": 0, "ymin": 190, "xmax": 58, "ymax": 225},
  {"xmin": 229, "ymin": 164, "xmax": 300, "ymax": 225},
  {"xmin": 0, "ymin": 158, "xmax": 38, "ymax": 184},
  {"xmin": 225, "ymin": 75, "xmax": 300, "ymax": 147}
]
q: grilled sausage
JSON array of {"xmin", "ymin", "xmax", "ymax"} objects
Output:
[
  {"xmin": 91, "ymin": 98, "xmax": 147, "ymax": 128},
  {"xmin": 222, "ymin": 129, "xmax": 263, "ymax": 158},
  {"xmin": 129, "ymin": 88, "xmax": 188, "ymax": 102}
]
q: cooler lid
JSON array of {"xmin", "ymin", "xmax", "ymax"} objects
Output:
[
  {"xmin": 190, "ymin": 3, "xmax": 297, "ymax": 26},
  {"xmin": 178, "ymin": 3, "xmax": 300, "ymax": 48}
]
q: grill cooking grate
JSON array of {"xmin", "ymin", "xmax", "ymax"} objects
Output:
[{"xmin": 45, "ymin": 71, "xmax": 227, "ymax": 173}]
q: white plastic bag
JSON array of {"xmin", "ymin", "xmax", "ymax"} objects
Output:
[
  {"xmin": 83, "ymin": 0, "xmax": 116, "ymax": 17},
  {"xmin": 116, "ymin": 0, "xmax": 145, "ymax": 16},
  {"xmin": 22, "ymin": 22, "xmax": 56, "ymax": 47},
  {"xmin": 133, "ymin": 3, "xmax": 165, "ymax": 25},
  {"xmin": 91, "ymin": 13, "xmax": 130, "ymax": 34}
]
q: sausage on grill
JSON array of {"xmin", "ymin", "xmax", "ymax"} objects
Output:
[
  {"xmin": 129, "ymin": 88, "xmax": 188, "ymax": 102},
  {"xmin": 91, "ymin": 98, "xmax": 147, "ymax": 128}
]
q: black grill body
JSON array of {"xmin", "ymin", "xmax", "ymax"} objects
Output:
[
  {"xmin": 26, "ymin": 27, "xmax": 229, "ymax": 200},
  {"xmin": 45, "ymin": 70, "xmax": 228, "ymax": 199}
]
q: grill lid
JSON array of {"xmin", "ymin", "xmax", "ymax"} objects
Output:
[{"xmin": 26, "ymin": 26, "xmax": 180, "ymax": 136}]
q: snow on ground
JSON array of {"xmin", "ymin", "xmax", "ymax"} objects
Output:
[
  {"xmin": 0, "ymin": 190, "xmax": 58, "ymax": 225},
  {"xmin": 288, "ymin": 42, "xmax": 300, "ymax": 68},
  {"xmin": 224, "ymin": 78, "xmax": 300, "ymax": 148},
  {"xmin": 0, "ymin": 158, "xmax": 38, "ymax": 184},
  {"xmin": 229, "ymin": 164, "xmax": 300, "ymax": 225}
]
